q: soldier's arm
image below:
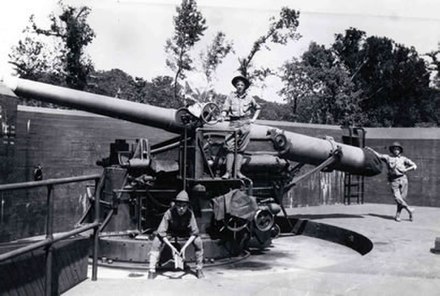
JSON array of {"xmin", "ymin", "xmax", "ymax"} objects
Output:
[
  {"xmin": 180, "ymin": 212, "xmax": 199, "ymax": 257},
  {"xmin": 404, "ymin": 157, "xmax": 417, "ymax": 172},
  {"xmin": 157, "ymin": 211, "xmax": 179, "ymax": 254},
  {"xmin": 220, "ymin": 95, "xmax": 232, "ymax": 121},
  {"xmin": 250, "ymin": 98, "xmax": 261, "ymax": 123},
  {"xmin": 156, "ymin": 210, "xmax": 169, "ymax": 238},
  {"xmin": 365, "ymin": 146, "xmax": 387, "ymax": 161},
  {"xmin": 162, "ymin": 237, "xmax": 179, "ymax": 255},
  {"xmin": 180, "ymin": 235, "xmax": 196, "ymax": 259}
]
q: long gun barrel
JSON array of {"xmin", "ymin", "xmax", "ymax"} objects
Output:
[
  {"xmin": 2, "ymin": 77, "xmax": 382, "ymax": 176},
  {"xmin": 2, "ymin": 76, "xmax": 183, "ymax": 133}
]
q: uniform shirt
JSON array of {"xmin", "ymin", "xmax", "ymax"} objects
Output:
[
  {"xmin": 222, "ymin": 91, "xmax": 261, "ymax": 118},
  {"xmin": 156, "ymin": 207, "xmax": 199, "ymax": 238},
  {"xmin": 382, "ymin": 154, "xmax": 416, "ymax": 178}
]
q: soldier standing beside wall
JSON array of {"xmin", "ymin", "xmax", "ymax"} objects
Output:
[{"xmin": 366, "ymin": 142, "xmax": 417, "ymax": 222}]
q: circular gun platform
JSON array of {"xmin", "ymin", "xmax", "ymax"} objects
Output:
[{"xmin": 65, "ymin": 204, "xmax": 440, "ymax": 296}]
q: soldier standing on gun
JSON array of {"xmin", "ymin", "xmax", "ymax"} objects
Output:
[
  {"xmin": 366, "ymin": 142, "xmax": 417, "ymax": 222},
  {"xmin": 219, "ymin": 75, "xmax": 261, "ymax": 179}
]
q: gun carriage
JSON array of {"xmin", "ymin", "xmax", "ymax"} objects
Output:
[{"xmin": 2, "ymin": 77, "xmax": 382, "ymax": 265}]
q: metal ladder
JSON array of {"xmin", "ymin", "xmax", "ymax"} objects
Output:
[{"xmin": 342, "ymin": 127, "xmax": 366, "ymax": 205}]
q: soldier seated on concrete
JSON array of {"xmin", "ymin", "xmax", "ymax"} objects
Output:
[
  {"xmin": 366, "ymin": 142, "xmax": 417, "ymax": 222},
  {"xmin": 148, "ymin": 190, "xmax": 204, "ymax": 279}
]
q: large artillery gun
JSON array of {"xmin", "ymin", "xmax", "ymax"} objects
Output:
[{"xmin": 1, "ymin": 77, "xmax": 382, "ymax": 265}]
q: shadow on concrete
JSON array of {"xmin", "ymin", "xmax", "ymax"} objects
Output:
[
  {"xmin": 366, "ymin": 213, "xmax": 395, "ymax": 221},
  {"xmin": 289, "ymin": 213, "xmax": 365, "ymax": 220},
  {"xmin": 224, "ymin": 261, "xmax": 271, "ymax": 271},
  {"xmin": 276, "ymin": 216, "xmax": 374, "ymax": 255},
  {"xmin": 155, "ymin": 265, "xmax": 197, "ymax": 279}
]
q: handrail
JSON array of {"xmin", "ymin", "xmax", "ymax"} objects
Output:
[
  {"xmin": 0, "ymin": 174, "xmax": 102, "ymax": 296},
  {"xmin": 0, "ymin": 174, "xmax": 101, "ymax": 191},
  {"xmin": 0, "ymin": 222, "xmax": 99, "ymax": 261}
]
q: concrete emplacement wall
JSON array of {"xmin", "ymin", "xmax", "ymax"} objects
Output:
[{"xmin": 0, "ymin": 89, "xmax": 439, "ymax": 243}]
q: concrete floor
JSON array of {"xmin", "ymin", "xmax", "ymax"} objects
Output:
[{"xmin": 63, "ymin": 203, "xmax": 440, "ymax": 296}]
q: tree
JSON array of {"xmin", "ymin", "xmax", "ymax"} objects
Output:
[
  {"xmin": 256, "ymin": 97, "xmax": 292, "ymax": 121},
  {"xmin": 330, "ymin": 28, "xmax": 435, "ymax": 126},
  {"xmin": 9, "ymin": 37, "xmax": 49, "ymax": 79},
  {"xmin": 280, "ymin": 42, "xmax": 366, "ymax": 125},
  {"xmin": 200, "ymin": 32, "xmax": 234, "ymax": 88},
  {"xmin": 425, "ymin": 44, "xmax": 440, "ymax": 89},
  {"xmin": 362, "ymin": 39, "xmax": 429, "ymax": 126},
  {"xmin": 145, "ymin": 76, "xmax": 182, "ymax": 108},
  {"xmin": 86, "ymin": 69, "xmax": 139, "ymax": 101},
  {"xmin": 86, "ymin": 69, "xmax": 182, "ymax": 108},
  {"xmin": 332, "ymin": 27, "xmax": 367, "ymax": 80},
  {"xmin": 278, "ymin": 57, "xmax": 313, "ymax": 119},
  {"xmin": 238, "ymin": 7, "xmax": 301, "ymax": 83},
  {"xmin": 165, "ymin": 0, "xmax": 207, "ymax": 102},
  {"xmin": 9, "ymin": 1, "xmax": 95, "ymax": 90},
  {"xmin": 178, "ymin": 32, "xmax": 234, "ymax": 104}
]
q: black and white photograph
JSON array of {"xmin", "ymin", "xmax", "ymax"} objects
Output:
[{"xmin": 0, "ymin": 0, "xmax": 439, "ymax": 295}]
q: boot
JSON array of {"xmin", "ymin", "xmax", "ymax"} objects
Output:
[
  {"xmin": 148, "ymin": 271, "xmax": 156, "ymax": 279},
  {"xmin": 408, "ymin": 207, "xmax": 414, "ymax": 221},
  {"xmin": 196, "ymin": 269, "xmax": 205, "ymax": 279},
  {"xmin": 235, "ymin": 154, "xmax": 247, "ymax": 179},
  {"xmin": 222, "ymin": 153, "xmax": 234, "ymax": 179}
]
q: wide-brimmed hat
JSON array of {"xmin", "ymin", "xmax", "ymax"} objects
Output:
[
  {"xmin": 389, "ymin": 141, "xmax": 403, "ymax": 153},
  {"xmin": 174, "ymin": 190, "xmax": 190, "ymax": 203},
  {"xmin": 231, "ymin": 75, "xmax": 250, "ymax": 90}
]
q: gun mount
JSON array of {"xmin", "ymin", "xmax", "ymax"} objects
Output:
[{"xmin": 1, "ymin": 77, "xmax": 383, "ymax": 265}]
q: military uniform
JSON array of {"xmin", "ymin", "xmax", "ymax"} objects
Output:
[
  {"xmin": 148, "ymin": 191, "xmax": 204, "ymax": 279},
  {"xmin": 222, "ymin": 91, "xmax": 260, "ymax": 153},
  {"xmin": 221, "ymin": 75, "xmax": 261, "ymax": 179},
  {"xmin": 383, "ymin": 154, "xmax": 416, "ymax": 210},
  {"xmin": 374, "ymin": 142, "xmax": 417, "ymax": 221}
]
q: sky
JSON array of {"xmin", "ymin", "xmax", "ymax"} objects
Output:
[{"xmin": 1, "ymin": 0, "xmax": 440, "ymax": 102}]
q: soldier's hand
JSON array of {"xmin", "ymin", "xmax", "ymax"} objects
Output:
[
  {"xmin": 179, "ymin": 249, "xmax": 186, "ymax": 260},
  {"xmin": 170, "ymin": 246, "xmax": 179, "ymax": 255}
]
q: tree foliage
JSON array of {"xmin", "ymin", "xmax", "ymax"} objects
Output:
[
  {"xmin": 280, "ymin": 42, "xmax": 365, "ymax": 125},
  {"xmin": 9, "ymin": 1, "xmax": 440, "ymax": 127},
  {"xmin": 9, "ymin": 1, "xmax": 95, "ymax": 90},
  {"xmin": 8, "ymin": 36, "xmax": 64, "ymax": 86},
  {"xmin": 86, "ymin": 69, "xmax": 182, "ymax": 109},
  {"xmin": 334, "ymin": 28, "xmax": 432, "ymax": 126},
  {"xmin": 200, "ymin": 32, "xmax": 234, "ymax": 86},
  {"xmin": 86, "ymin": 69, "xmax": 139, "ymax": 100},
  {"xmin": 280, "ymin": 28, "xmax": 436, "ymax": 127},
  {"xmin": 165, "ymin": 0, "xmax": 207, "ymax": 101},
  {"xmin": 238, "ymin": 7, "xmax": 301, "ymax": 82},
  {"xmin": 425, "ymin": 45, "xmax": 440, "ymax": 90}
]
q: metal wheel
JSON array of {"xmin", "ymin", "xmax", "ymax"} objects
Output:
[
  {"xmin": 226, "ymin": 216, "xmax": 249, "ymax": 232},
  {"xmin": 254, "ymin": 209, "xmax": 274, "ymax": 232},
  {"xmin": 201, "ymin": 103, "xmax": 221, "ymax": 125}
]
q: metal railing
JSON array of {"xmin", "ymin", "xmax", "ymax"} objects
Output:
[{"xmin": 0, "ymin": 174, "xmax": 101, "ymax": 296}]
